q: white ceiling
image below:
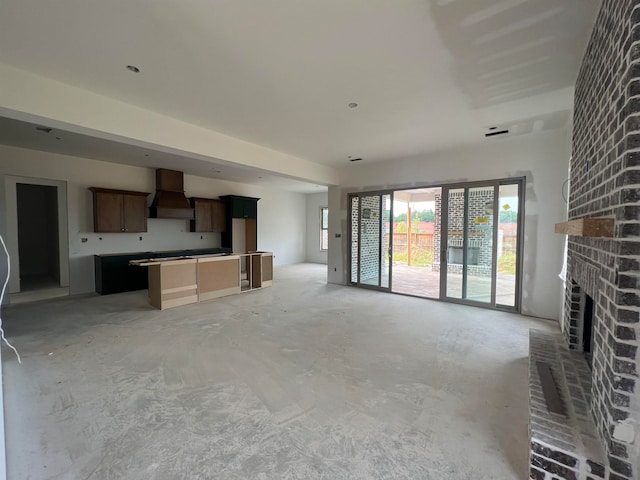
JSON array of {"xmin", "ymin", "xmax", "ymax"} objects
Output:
[{"xmin": 0, "ymin": 0, "xmax": 601, "ymax": 173}]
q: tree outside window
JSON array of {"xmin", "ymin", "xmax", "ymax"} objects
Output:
[{"xmin": 320, "ymin": 207, "xmax": 328, "ymax": 251}]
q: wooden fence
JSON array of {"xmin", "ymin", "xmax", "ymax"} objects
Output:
[{"xmin": 387, "ymin": 232, "xmax": 517, "ymax": 267}]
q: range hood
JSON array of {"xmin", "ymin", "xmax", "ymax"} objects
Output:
[{"xmin": 149, "ymin": 168, "xmax": 195, "ymax": 219}]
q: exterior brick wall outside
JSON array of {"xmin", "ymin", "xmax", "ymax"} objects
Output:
[
  {"xmin": 350, "ymin": 195, "xmax": 384, "ymax": 283},
  {"xmin": 359, "ymin": 195, "xmax": 381, "ymax": 282},
  {"xmin": 433, "ymin": 188, "xmax": 494, "ymax": 276},
  {"xmin": 561, "ymin": 0, "xmax": 640, "ymax": 478},
  {"xmin": 350, "ymin": 196, "xmax": 359, "ymax": 283}
]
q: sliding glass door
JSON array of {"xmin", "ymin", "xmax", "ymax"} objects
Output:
[
  {"xmin": 349, "ymin": 192, "xmax": 392, "ymax": 291},
  {"xmin": 441, "ymin": 179, "xmax": 522, "ymax": 310},
  {"xmin": 349, "ymin": 178, "xmax": 523, "ymax": 311}
]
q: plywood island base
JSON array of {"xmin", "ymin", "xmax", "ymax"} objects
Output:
[
  {"xmin": 133, "ymin": 252, "xmax": 273, "ymax": 310},
  {"xmin": 148, "ymin": 258, "xmax": 198, "ymax": 310},
  {"xmin": 198, "ymin": 255, "xmax": 242, "ymax": 302}
]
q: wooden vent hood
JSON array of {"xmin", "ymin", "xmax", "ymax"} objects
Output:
[{"xmin": 149, "ymin": 168, "xmax": 194, "ymax": 219}]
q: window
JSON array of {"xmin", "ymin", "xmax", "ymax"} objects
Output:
[{"xmin": 320, "ymin": 207, "xmax": 329, "ymax": 251}]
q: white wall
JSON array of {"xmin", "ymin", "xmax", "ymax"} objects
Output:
[
  {"xmin": 0, "ymin": 144, "xmax": 306, "ymax": 300},
  {"xmin": 328, "ymin": 128, "xmax": 572, "ymax": 321},
  {"xmin": 305, "ymin": 192, "xmax": 328, "ymax": 264}
]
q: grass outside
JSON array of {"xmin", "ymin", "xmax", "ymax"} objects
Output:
[
  {"xmin": 393, "ymin": 247, "xmax": 434, "ymax": 267},
  {"xmin": 393, "ymin": 248, "xmax": 516, "ymax": 274},
  {"xmin": 498, "ymin": 250, "xmax": 517, "ymax": 275}
]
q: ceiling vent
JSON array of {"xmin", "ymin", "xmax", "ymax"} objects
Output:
[{"xmin": 485, "ymin": 129, "xmax": 509, "ymax": 138}]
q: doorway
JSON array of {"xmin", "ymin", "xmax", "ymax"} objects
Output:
[
  {"xmin": 390, "ymin": 187, "xmax": 442, "ymax": 298},
  {"xmin": 5, "ymin": 175, "xmax": 69, "ymax": 304},
  {"xmin": 16, "ymin": 184, "xmax": 60, "ymax": 291},
  {"xmin": 349, "ymin": 178, "xmax": 523, "ymax": 311}
]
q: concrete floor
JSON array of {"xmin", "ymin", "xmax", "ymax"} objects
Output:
[
  {"xmin": 390, "ymin": 264, "xmax": 517, "ymax": 306},
  {"xmin": 2, "ymin": 263, "xmax": 557, "ymax": 480}
]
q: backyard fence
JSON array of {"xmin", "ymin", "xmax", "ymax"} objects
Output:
[{"xmin": 387, "ymin": 232, "xmax": 517, "ymax": 270}]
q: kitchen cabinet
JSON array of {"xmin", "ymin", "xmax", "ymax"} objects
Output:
[
  {"xmin": 189, "ymin": 197, "xmax": 226, "ymax": 232},
  {"xmin": 223, "ymin": 195, "xmax": 259, "ymax": 219},
  {"xmin": 94, "ymin": 247, "xmax": 232, "ymax": 295},
  {"xmin": 90, "ymin": 187, "xmax": 150, "ymax": 233},
  {"xmin": 149, "ymin": 258, "xmax": 198, "ymax": 310},
  {"xmin": 130, "ymin": 251, "xmax": 273, "ymax": 309},
  {"xmin": 220, "ymin": 195, "xmax": 260, "ymax": 252}
]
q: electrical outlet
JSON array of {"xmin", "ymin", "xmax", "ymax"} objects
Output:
[{"xmin": 81, "ymin": 238, "xmax": 88, "ymax": 243}]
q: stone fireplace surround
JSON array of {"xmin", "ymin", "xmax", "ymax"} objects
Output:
[{"xmin": 528, "ymin": 1, "xmax": 640, "ymax": 479}]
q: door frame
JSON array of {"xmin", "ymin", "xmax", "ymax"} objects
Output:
[
  {"xmin": 347, "ymin": 177, "xmax": 525, "ymax": 313},
  {"xmin": 440, "ymin": 177, "xmax": 524, "ymax": 312},
  {"xmin": 348, "ymin": 190, "xmax": 393, "ymax": 293},
  {"xmin": 4, "ymin": 176, "xmax": 70, "ymax": 294}
]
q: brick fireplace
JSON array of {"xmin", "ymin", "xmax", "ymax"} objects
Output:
[{"xmin": 530, "ymin": 1, "xmax": 640, "ymax": 479}]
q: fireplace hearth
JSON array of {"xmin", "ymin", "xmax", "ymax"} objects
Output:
[{"xmin": 529, "ymin": 330, "xmax": 605, "ymax": 479}]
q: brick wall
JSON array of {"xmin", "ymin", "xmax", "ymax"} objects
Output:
[
  {"xmin": 563, "ymin": 1, "xmax": 640, "ymax": 478},
  {"xmin": 433, "ymin": 188, "xmax": 494, "ymax": 276},
  {"xmin": 359, "ymin": 195, "xmax": 381, "ymax": 282},
  {"xmin": 350, "ymin": 196, "xmax": 359, "ymax": 282},
  {"xmin": 350, "ymin": 195, "xmax": 383, "ymax": 283}
]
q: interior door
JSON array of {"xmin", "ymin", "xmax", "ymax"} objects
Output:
[{"xmin": 351, "ymin": 192, "xmax": 392, "ymax": 291}]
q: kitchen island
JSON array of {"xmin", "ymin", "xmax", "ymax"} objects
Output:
[{"xmin": 131, "ymin": 252, "xmax": 273, "ymax": 309}]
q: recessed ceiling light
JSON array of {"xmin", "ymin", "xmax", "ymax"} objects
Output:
[
  {"xmin": 348, "ymin": 102, "xmax": 358, "ymax": 108},
  {"xmin": 35, "ymin": 126, "xmax": 52, "ymax": 133},
  {"xmin": 126, "ymin": 65, "xmax": 141, "ymax": 73}
]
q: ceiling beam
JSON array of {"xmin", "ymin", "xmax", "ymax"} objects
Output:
[{"xmin": 0, "ymin": 62, "xmax": 339, "ymax": 186}]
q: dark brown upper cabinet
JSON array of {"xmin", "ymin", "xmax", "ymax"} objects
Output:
[
  {"xmin": 189, "ymin": 198, "xmax": 226, "ymax": 233},
  {"xmin": 90, "ymin": 187, "xmax": 150, "ymax": 233}
]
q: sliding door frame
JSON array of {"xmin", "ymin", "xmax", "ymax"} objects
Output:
[
  {"xmin": 347, "ymin": 190, "xmax": 394, "ymax": 293},
  {"xmin": 440, "ymin": 177, "xmax": 524, "ymax": 312},
  {"xmin": 347, "ymin": 177, "xmax": 525, "ymax": 312}
]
